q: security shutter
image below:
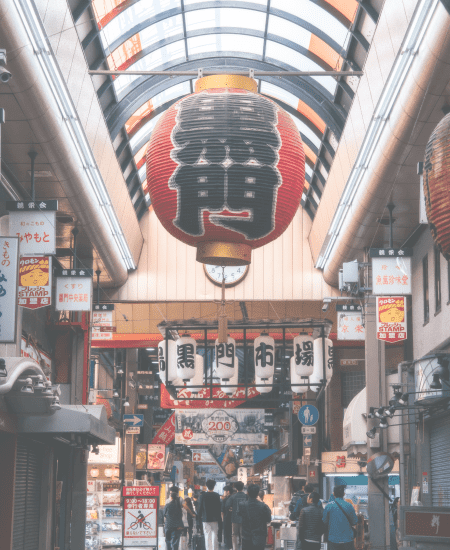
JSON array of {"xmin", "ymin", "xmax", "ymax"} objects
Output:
[
  {"xmin": 12, "ymin": 439, "xmax": 43, "ymax": 550},
  {"xmin": 430, "ymin": 414, "xmax": 450, "ymax": 506}
]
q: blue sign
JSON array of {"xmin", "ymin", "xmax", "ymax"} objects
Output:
[
  {"xmin": 303, "ymin": 435, "xmax": 312, "ymax": 447},
  {"xmin": 298, "ymin": 405, "xmax": 319, "ymax": 426},
  {"xmin": 123, "ymin": 414, "xmax": 144, "ymax": 427}
]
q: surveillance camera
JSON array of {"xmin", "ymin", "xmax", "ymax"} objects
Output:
[
  {"xmin": 322, "ymin": 298, "xmax": 331, "ymax": 312},
  {"xmin": 0, "ymin": 50, "xmax": 12, "ymax": 83},
  {"xmin": 0, "ymin": 66, "xmax": 12, "ymax": 83}
]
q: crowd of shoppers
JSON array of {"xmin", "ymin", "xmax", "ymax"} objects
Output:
[{"xmin": 164, "ymin": 481, "xmax": 357, "ymax": 550}]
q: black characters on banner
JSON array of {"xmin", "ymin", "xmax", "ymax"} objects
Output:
[{"xmin": 170, "ymin": 93, "xmax": 282, "ymax": 239}]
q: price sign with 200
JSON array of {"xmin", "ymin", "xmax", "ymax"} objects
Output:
[{"xmin": 208, "ymin": 420, "xmax": 232, "ymax": 431}]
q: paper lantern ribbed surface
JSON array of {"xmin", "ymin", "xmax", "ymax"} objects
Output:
[
  {"xmin": 147, "ymin": 75, "xmax": 305, "ymax": 265},
  {"xmin": 158, "ymin": 340, "xmax": 177, "ymax": 382},
  {"xmin": 176, "ymin": 335, "xmax": 197, "ymax": 381},
  {"xmin": 215, "ymin": 337, "xmax": 236, "ymax": 380},
  {"xmin": 293, "ymin": 334, "xmax": 314, "ymax": 378},
  {"xmin": 254, "ymin": 333, "xmax": 275, "ymax": 379},
  {"xmin": 424, "ymin": 113, "xmax": 450, "ymax": 259}
]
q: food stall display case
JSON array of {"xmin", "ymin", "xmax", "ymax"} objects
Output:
[{"xmin": 86, "ymin": 480, "xmax": 122, "ymax": 548}]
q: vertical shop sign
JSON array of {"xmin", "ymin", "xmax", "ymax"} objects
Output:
[
  {"xmin": 0, "ymin": 236, "xmax": 19, "ymax": 343},
  {"xmin": 336, "ymin": 304, "xmax": 365, "ymax": 340},
  {"xmin": 92, "ymin": 303, "xmax": 114, "ymax": 340},
  {"xmin": 55, "ymin": 268, "xmax": 93, "ymax": 311},
  {"xmin": 376, "ymin": 297, "xmax": 407, "ymax": 343},
  {"xmin": 370, "ymin": 248, "xmax": 412, "ymax": 295},
  {"xmin": 152, "ymin": 413, "xmax": 175, "ymax": 445},
  {"xmin": 7, "ymin": 200, "xmax": 58, "ymax": 256},
  {"xmin": 18, "ymin": 256, "xmax": 52, "ymax": 309},
  {"xmin": 123, "ymin": 492, "xmax": 158, "ymax": 547}
]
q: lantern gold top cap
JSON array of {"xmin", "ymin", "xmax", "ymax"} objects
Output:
[{"xmin": 195, "ymin": 75, "xmax": 257, "ymax": 93}]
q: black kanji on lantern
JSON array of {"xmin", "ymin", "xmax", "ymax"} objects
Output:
[
  {"xmin": 170, "ymin": 92, "xmax": 282, "ymax": 240},
  {"xmin": 177, "ymin": 343, "xmax": 195, "ymax": 370},
  {"xmin": 255, "ymin": 342, "xmax": 274, "ymax": 368},
  {"xmin": 295, "ymin": 341, "xmax": 313, "ymax": 367},
  {"xmin": 327, "ymin": 346, "xmax": 334, "ymax": 370},
  {"xmin": 158, "ymin": 346, "xmax": 166, "ymax": 373},
  {"xmin": 216, "ymin": 342, "xmax": 235, "ymax": 369}
]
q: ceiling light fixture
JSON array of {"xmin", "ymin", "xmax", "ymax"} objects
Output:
[
  {"xmin": 316, "ymin": 0, "xmax": 439, "ymax": 270},
  {"xmin": 20, "ymin": 378, "xmax": 34, "ymax": 393},
  {"xmin": 366, "ymin": 427, "xmax": 377, "ymax": 439},
  {"xmin": 123, "ymin": 396, "xmax": 130, "ymax": 407},
  {"xmin": 379, "ymin": 417, "xmax": 389, "ymax": 429}
]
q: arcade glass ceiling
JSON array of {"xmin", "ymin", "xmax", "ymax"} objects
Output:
[{"xmin": 72, "ymin": 0, "xmax": 379, "ymax": 221}]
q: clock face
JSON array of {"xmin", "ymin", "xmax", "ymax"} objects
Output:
[{"xmin": 204, "ymin": 264, "xmax": 249, "ymax": 287}]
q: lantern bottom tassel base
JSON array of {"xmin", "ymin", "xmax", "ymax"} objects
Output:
[{"xmin": 196, "ymin": 241, "xmax": 251, "ymax": 266}]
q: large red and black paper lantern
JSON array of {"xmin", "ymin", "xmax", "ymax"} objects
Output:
[
  {"xmin": 424, "ymin": 113, "xmax": 450, "ymax": 259},
  {"xmin": 146, "ymin": 75, "xmax": 305, "ymax": 265}
]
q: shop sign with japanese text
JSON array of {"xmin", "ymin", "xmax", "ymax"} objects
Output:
[
  {"xmin": 123, "ymin": 496, "xmax": 158, "ymax": 546},
  {"xmin": 175, "ymin": 409, "xmax": 265, "ymax": 445},
  {"xmin": 147, "ymin": 444, "xmax": 165, "ymax": 470},
  {"xmin": 92, "ymin": 304, "xmax": 114, "ymax": 340},
  {"xmin": 55, "ymin": 269, "xmax": 93, "ymax": 311},
  {"xmin": 0, "ymin": 237, "xmax": 19, "ymax": 343},
  {"xmin": 401, "ymin": 507, "xmax": 450, "ymax": 541},
  {"xmin": 370, "ymin": 248, "xmax": 412, "ymax": 295},
  {"xmin": 152, "ymin": 413, "xmax": 175, "ymax": 445},
  {"xmin": 336, "ymin": 304, "xmax": 365, "ymax": 340},
  {"xmin": 123, "ymin": 487, "xmax": 160, "ymax": 497},
  {"xmin": 7, "ymin": 201, "xmax": 57, "ymax": 256},
  {"xmin": 18, "ymin": 256, "xmax": 52, "ymax": 309},
  {"xmin": 376, "ymin": 297, "xmax": 407, "ymax": 343}
]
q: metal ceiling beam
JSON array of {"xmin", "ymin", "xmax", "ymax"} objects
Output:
[
  {"xmin": 105, "ymin": 58, "xmax": 346, "ymax": 140},
  {"xmin": 91, "ymin": 69, "xmax": 362, "ymax": 76},
  {"xmin": 105, "ymin": 2, "xmax": 346, "ymax": 57}
]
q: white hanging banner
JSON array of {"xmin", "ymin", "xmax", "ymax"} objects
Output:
[
  {"xmin": 336, "ymin": 304, "xmax": 365, "ymax": 340},
  {"xmin": 55, "ymin": 268, "xmax": 93, "ymax": 311},
  {"xmin": 0, "ymin": 237, "xmax": 19, "ymax": 343},
  {"xmin": 370, "ymin": 248, "xmax": 412, "ymax": 295},
  {"xmin": 8, "ymin": 201, "xmax": 57, "ymax": 256},
  {"xmin": 18, "ymin": 256, "xmax": 52, "ymax": 309}
]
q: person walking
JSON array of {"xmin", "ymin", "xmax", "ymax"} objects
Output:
[
  {"xmin": 296, "ymin": 492, "xmax": 324, "ymax": 550},
  {"xmin": 196, "ymin": 479, "xmax": 222, "ymax": 550},
  {"xmin": 164, "ymin": 487, "xmax": 186, "ymax": 550},
  {"xmin": 222, "ymin": 486, "xmax": 233, "ymax": 550},
  {"xmin": 185, "ymin": 496, "xmax": 197, "ymax": 546},
  {"xmin": 323, "ymin": 485, "xmax": 358, "ymax": 550},
  {"xmin": 237, "ymin": 484, "xmax": 272, "ymax": 550},
  {"xmin": 226, "ymin": 481, "xmax": 247, "ymax": 550}
]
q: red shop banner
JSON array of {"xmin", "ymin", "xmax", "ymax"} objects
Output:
[
  {"xmin": 152, "ymin": 413, "xmax": 176, "ymax": 445},
  {"xmin": 160, "ymin": 383, "xmax": 260, "ymax": 409}
]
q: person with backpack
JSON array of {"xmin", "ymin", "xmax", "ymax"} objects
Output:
[
  {"xmin": 238, "ymin": 484, "xmax": 272, "ymax": 550},
  {"xmin": 296, "ymin": 492, "xmax": 324, "ymax": 550},
  {"xmin": 226, "ymin": 481, "xmax": 247, "ymax": 550},
  {"xmin": 322, "ymin": 485, "xmax": 358, "ymax": 550}
]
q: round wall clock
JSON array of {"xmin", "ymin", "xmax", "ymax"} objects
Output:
[{"xmin": 204, "ymin": 264, "xmax": 250, "ymax": 287}]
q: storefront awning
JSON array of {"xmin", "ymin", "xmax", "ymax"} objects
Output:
[{"xmin": 18, "ymin": 405, "xmax": 116, "ymax": 445}]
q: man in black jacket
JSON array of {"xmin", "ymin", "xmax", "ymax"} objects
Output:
[
  {"xmin": 238, "ymin": 484, "xmax": 272, "ymax": 550},
  {"xmin": 197, "ymin": 480, "xmax": 222, "ymax": 550},
  {"xmin": 296, "ymin": 492, "xmax": 324, "ymax": 550},
  {"xmin": 226, "ymin": 481, "xmax": 247, "ymax": 550}
]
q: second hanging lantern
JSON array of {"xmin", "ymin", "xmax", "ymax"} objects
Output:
[{"xmin": 176, "ymin": 334, "xmax": 197, "ymax": 382}]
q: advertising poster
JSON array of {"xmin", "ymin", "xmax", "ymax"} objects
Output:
[
  {"xmin": 18, "ymin": 256, "xmax": 52, "ymax": 309},
  {"xmin": 0, "ymin": 237, "xmax": 19, "ymax": 343},
  {"xmin": 175, "ymin": 409, "xmax": 265, "ymax": 445},
  {"xmin": 136, "ymin": 444, "xmax": 147, "ymax": 470},
  {"xmin": 123, "ymin": 496, "xmax": 158, "ymax": 547},
  {"xmin": 192, "ymin": 449, "xmax": 217, "ymax": 464},
  {"xmin": 160, "ymin": 382, "xmax": 260, "ymax": 409},
  {"xmin": 147, "ymin": 444, "xmax": 165, "ymax": 470},
  {"xmin": 376, "ymin": 296, "xmax": 407, "ymax": 343}
]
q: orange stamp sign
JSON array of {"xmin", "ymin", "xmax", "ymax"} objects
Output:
[
  {"xmin": 18, "ymin": 256, "xmax": 52, "ymax": 309},
  {"xmin": 376, "ymin": 297, "xmax": 407, "ymax": 343}
]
